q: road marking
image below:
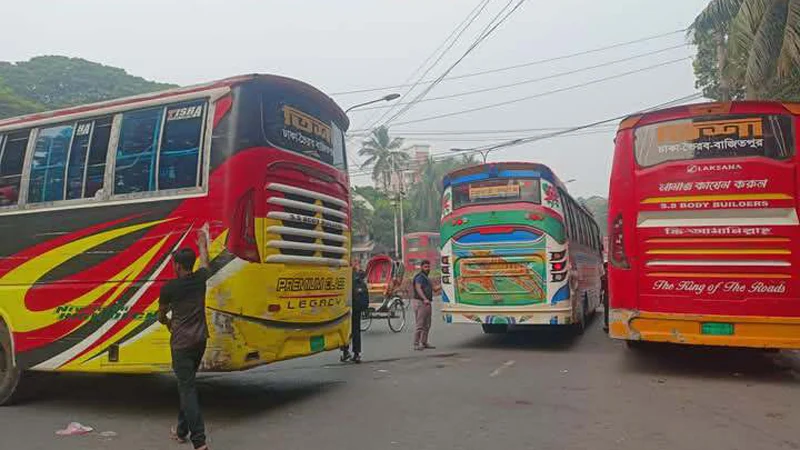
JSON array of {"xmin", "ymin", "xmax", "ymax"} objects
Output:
[{"xmin": 490, "ymin": 360, "xmax": 516, "ymax": 377}]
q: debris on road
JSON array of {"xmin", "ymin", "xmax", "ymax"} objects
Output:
[
  {"xmin": 56, "ymin": 422, "xmax": 94, "ymax": 436},
  {"xmin": 99, "ymin": 431, "xmax": 118, "ymax": 438},
  {"xmin": 489, "ymin": 360, "xmax": 516, "ymax": 377}
]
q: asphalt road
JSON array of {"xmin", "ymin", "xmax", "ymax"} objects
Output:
[{"xmin": 2, "ymin": 308, "xmax": 799, "ymax": 450}]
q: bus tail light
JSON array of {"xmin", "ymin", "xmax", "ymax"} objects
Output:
[
  {"xmin": 229, "ymin": 189, "xmax": 260, "ymax": 262},
  {"xmin": 609, "ymin": 213, "xmax": 630, "ymax": 269},
  {"xmin": 550, "ymin": 249, "xmax": 568, "ymax": 282}
]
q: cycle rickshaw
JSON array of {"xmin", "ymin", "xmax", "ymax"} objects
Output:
[{"xmin": 361, "ymin": 255, "xmax": 407, "ymax": 332}]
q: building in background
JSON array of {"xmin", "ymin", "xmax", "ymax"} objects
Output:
[{"xmin": 386, "ymin": 144, "xmax": 430, "ymax": 194}]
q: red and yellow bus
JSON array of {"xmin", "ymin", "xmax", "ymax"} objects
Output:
[
  {"xmin": 608, "ymin": 101, "xmax": 800, "ymax": 349},
  {"xmin": 0, "ymin": 74, "xmax": 353, "ymax": 404},
  {"xmin": 403, "ymin": 232, "xmax": 441, "ymax": 294}
]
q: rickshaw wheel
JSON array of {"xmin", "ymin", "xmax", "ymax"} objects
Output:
[
  {"xmin": 387, "ymin": 297, "xmax": 406, "ymax": 333},
  {"xmin": 360, "ymin": 309, "xmax": 373, "ymax": 332}
]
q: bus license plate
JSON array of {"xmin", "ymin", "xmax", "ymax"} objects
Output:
[
  {"xmin": 310, "ymin": 335, "xmax": 325, "ymax": 352},
  {"xmin": 701, "ymin": 322, "xmax": 734, "ymax": 336}
]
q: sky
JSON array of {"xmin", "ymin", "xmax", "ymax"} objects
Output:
[{"xmin": 2, "ymin": 0, "xmax": 711, "ymax": 197}]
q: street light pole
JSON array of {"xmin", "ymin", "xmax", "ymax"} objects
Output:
[
  {"xmin": 344, "ymin": 93, "xmax": 401, "ymax": 114},
  {"xmin": 450, "ymin": 138, "xmax": 524, "ymax": 163},
  {"xmin": 450, "ymin": 147, "xmax": 492, "ymax": 163}
]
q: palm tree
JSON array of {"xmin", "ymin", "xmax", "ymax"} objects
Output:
[
  {"xmin": 358, "ymin": 126, "xmax": 409, "ymax": 192},
  {"xmin": 690, "ymin": 0, "xmax": 800, "ymax": 99}
]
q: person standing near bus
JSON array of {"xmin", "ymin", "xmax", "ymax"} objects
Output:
[
  {"xmin": 412, "ymin": 260, "xmax": 435, "ymax": 351},
  {"xmin": 341, "ymin": 261, "xmax": 368, "ymax": 363},
  {"xmin": 158, "ymin": 230, "xmax": 212, "ymax": 450}
]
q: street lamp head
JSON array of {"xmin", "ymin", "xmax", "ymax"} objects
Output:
[{"xmin": 345, "ymin": 93, "xmax": 401, "ymax": 114}]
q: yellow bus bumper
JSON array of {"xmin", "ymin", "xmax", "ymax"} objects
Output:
[
  {"xmin": 203, "ymin": 309, "xmax": 350, "ymax": 371},
  {"xmin": 609, "ymin": 308, "xmax": 800, "ymax": 349}
]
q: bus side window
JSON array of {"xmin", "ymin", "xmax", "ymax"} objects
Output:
[
  {"xmin": 66, "ymin": 117, "xmax": 113, "ymax": 200},
  {"xmin": 114, "ymin": 107, "xmax": 164, "ymax": 194},
  {"xmin": 29, "ymin": 124, "xmax": 74, "ymax": 203},
  {"xmin": 0, "ymin": 130, "xmax": 29, "ymax": 207},
  {"xmin": 84, "ymin": 117, "xmax": 112, "ymax": 198},
  {"xmin": 158, "ymin": 101, "xmax": 206, "ymax": 190}
]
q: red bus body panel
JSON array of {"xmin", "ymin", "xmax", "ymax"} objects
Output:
[{"xmin": 608, "ymin": 101, "xmax": 800, "ymax": 349}]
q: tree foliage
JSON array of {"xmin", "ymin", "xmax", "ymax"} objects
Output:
[
  {"xmin": 357, "ymin": 127, "xmax": 409, "ymax": 191},
  {"xmin": 690, "ymin": 0, "xmax": 800, "ymax": 100},
  {"xmin": 0, "ymin": 56, "xmax": 176, "ymax": 119},
  {"xmin": 577, "ymin": 196, "xmax": 609, "ymax": 236}
]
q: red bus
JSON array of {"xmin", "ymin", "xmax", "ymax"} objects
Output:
[
  {"xmin": 608, "ymin": 101, "xmax": 800, "ymax": 349},
  {"xmin": 404, "ymin": 232, "xmax": 440, "ymax": 271},
  {"xmin": 403, "ymin": 232, "xmax": 441, "ymax": 294},
  {"xmin": 0, "ymin": 74, "xmax": 353, "ymax": 404}
]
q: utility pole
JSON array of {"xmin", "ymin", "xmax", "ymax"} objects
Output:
[{"xmin": 398, "ymin": 185, "xmax": 406, "ymax": 263}]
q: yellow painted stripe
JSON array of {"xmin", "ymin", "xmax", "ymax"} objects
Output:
[
  {"xmin": 647, "ymin": 248, "xmax": 790, "ymax": 255},
  {"xmin": 647, "ymin": 272, "xmax": 791, "ymax": 279},
  {"xmin": 641, "ymin": 193, "xmax": 792, "ymax": 204},
  {"xmin": 647, "ymin": 238, "xmax": 790, "ymax": 244}
]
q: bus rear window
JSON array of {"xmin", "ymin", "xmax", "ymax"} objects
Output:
[
  {"xmin": 453, "ymin": 178, "xmax": 540, "ymax": 209},
  {"xmin": 634, "ymin": 115, "xmax": 794, "ymax": 167}
]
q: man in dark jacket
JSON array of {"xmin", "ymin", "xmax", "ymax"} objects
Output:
[
  {"xmin": 159, "ymin": 230, "xmax": 212, "ymax": 450},
  {"xmin": 341, "ymin": 262, "xmax": 368, "ymax": 363}
]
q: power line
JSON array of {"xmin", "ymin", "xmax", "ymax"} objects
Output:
[
  {"xmin": 331, "ymin": 28, "xmax": 686, "ymax": 97},
  {"xmin": 375, "ymin": 125, "xmax": 620, "ymax": 135},
  {"xmin": 348, "ymin": 124, "xmax": 619, "ymax": 136},
  {"xmin": 392, "ymin": 57, "xmax": 691, "ymax": 126},
  {"xmin": 445, "ymin": 92, "xmax": 704, "ymax": 157},
  {"xmin": 347, "ymin": 126, "xmax": 615, "ymax": 178},
  {"xmin": 382, "ymin": 0, "xmax": 528, "ymax": 126},
  {"xmin": 347, "ymin": 91, "xmax": 703, "ymax": 178},
  {"xmin": 349, "ymin": 44, "xmax": 689, "ymax": 113},
  {"xmin": 359, "ymin": 0, "xmax": 493, "ymax": 132}
]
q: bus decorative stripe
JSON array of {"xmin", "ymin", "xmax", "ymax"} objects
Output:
[
  {"xmin": 499, "ymin": 170, "xmax": 540, "ymax": 178},
  {"xmin": 646, "ymin": 249, "xmax": 790, "ymax": 255},
  {"xmin": 646, "ymin": 238, "xmax": 790, "ymax": 244},
  {"xmin": 646, "ymin": 272, "xmax": 791, "ymax": 279},
  {"xmin": 450, "ymin": 173, "xmax": 490, "ymax": 185},
  {"xmin": 551, "ymin": 284, "xmax": 570, "ymax": 303},
  {"xmin": 646, "ymin": 260, "xmax": 791, "ymax": 267},
  {"xmin": 641, "ymin": 193, "xmax": 792, "ymax": 204}
]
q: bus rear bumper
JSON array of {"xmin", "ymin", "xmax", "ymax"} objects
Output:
[
  {"xmin": 609, "ymin": 308, "xmax": 800, "ymax": 349},
  {"xmin": 441, "ymin": 305, "xmax": 574, "ymax": 326},
  {"xmin": 203, "ymin": 309, "xmax": 350, "ymax": 371}
]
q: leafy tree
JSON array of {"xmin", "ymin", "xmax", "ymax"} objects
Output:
[
  {"xmin": 0, "ymin": 78, "xmax": 43, "ymax": 118},
  {"xmin": 351, "ymin": 188, "xmax": 373, "ymax": 236},
  {"xmin": 578, "ymin": 196, "xmax": 609, "ymax": 236},
  {"xmin": 406, "ymin": 155, "xmax": 478, "ymax": 233},
  {"xmin": 357, "ymin": 127, "xmax": 409, "ymax": 192},
  {"xmin": 352, "ymin": 186, "xmax": 397, "ymax": 253},
  {"xmin": 0, "ymin": 56, "xmax": 175, "ymax": 112},
  {"xmin": 690, "ymin": 0, "xmax": 800, "ymax": 100}
]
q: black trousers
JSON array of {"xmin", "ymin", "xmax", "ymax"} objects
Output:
[
  {"xmin": 172, "ymin": 342, "xmax": 206, "ymax": 449},
  {"xmin": 342, "ymin": 308, "xmax": 362, "ymax": 354}
]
